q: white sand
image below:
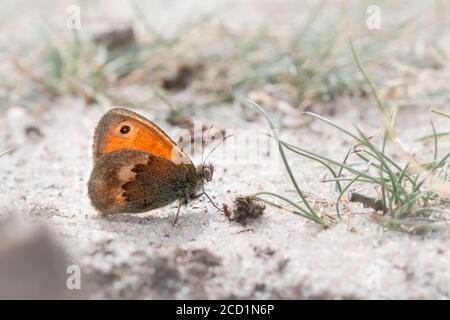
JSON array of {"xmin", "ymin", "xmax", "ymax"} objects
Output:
[{"xmin": 0, "ymin": 99, "xmax": 449, "ymax": 299}]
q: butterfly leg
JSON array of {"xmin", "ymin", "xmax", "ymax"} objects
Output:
[
  {"xmin": 172, "ymin": 189, "xmax": 197, "ymax": 226},
  {"xmin": 172, "ymin": 200, "xmax": 183, "ymax": 226},
  {"xmin": 190, "ymin": 192, "xmax": 204, "ymax": 200}
]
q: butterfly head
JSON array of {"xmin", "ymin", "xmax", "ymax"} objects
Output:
[{"xmin": 197, "ymin": 163, "xmax": 214, "ymax": 183}]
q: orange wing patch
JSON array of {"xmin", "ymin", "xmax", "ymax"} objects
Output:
[
  {"xmin": 93, "ymin": 107, "xmax": 190, "ymax": 164},
  {"xmin": 100, "ymin": 119, "xmax": 175, "ymax": 160}
]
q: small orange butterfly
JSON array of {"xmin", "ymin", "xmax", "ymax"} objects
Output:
[{"xmin": 87, "ymin": 107, "xmax": 213, "ymax": 224}]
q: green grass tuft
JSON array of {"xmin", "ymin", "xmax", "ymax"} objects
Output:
[{"xmin": 243, "ymin": 37, "xmax": 449, "ymax": 233}]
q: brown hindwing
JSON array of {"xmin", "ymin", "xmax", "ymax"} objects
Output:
[{"xmin": 88, "ymin": 149, "xmax": 197, "ymax": 215}]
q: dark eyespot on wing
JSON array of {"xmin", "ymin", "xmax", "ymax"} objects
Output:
[{"xmin": 120, "ymin": 125, "xmax": 130, "ymax": 134}]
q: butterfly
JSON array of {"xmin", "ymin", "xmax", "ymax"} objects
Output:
[{"xmin": 87, "ymin": 107, "xmax": 213, "ymax": 223}]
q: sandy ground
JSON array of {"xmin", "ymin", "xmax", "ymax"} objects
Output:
[
  {"xmin": 0, "ymin": 0, "xmax": 449, "ymax": 300},
  {"xmin": 0, "ymin": 98, "xmax": 449, "ymax": 299}
]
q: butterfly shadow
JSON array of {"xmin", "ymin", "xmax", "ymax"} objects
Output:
[{"xmin": 92, "ymin": 205, "xmax": 218, "ymax": 244}]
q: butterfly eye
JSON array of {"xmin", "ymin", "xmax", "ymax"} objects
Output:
[{"xmin": 120, "ymin": 125, "xmax": 131, "ymax": 134}]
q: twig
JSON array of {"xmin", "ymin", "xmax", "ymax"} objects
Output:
[{"xmin": 349, "ymin": 192, "xmax": 387, "ymax": 213}]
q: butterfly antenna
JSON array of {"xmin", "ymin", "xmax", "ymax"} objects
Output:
[
  {"xmin": 201, "ymin": 124, "xmax": 215, "ymax": 165},
  {"xmin": 172, "ymin": 201, "xmax": 182, "ymax": 226},
  {"xmin": 202, "ymin": 134, "xmax": 234, "ymax": 167},
  {"xmin": 198, "ymin": 126, "xmax": 233, "ymax": 213}
]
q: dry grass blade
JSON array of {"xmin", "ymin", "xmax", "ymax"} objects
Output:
[{"xmin": 0, "ymin": 147, "xmax": 14, "ymax": 158}]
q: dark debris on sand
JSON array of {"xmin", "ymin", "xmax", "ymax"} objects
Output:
[
  {"xmin": 162, "ymin": 63, "xmax": 204, "ymax": 91},
  {"xmin": 93, "ymin": 25, "xmax": 135, "ymax": 51},
  {"xmin": 223, "ymin": 196, "xmax": 265, "ymax": 225}
]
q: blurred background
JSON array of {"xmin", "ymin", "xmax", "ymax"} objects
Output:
[{"xmin": 2, "ymin": 0, "xmax": 450, "ymax": 118}]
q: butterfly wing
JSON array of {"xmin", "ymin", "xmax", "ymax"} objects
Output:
[
  {"xmin": 88, "ymin": 149, "xmax": 197, "ymax": 215},
  {"xmin": 92, "ymin": 107, "xmax": 192, "ymax": 165}
]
